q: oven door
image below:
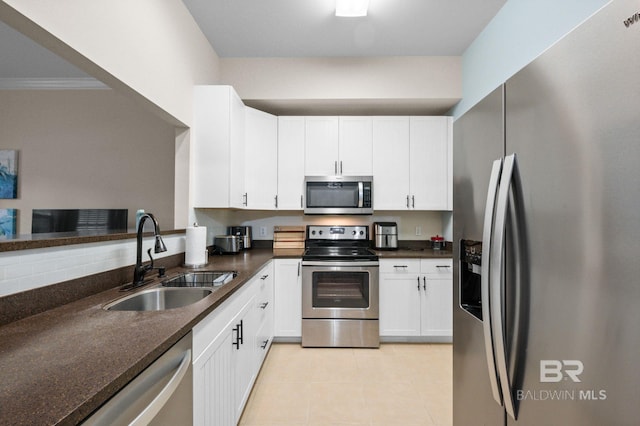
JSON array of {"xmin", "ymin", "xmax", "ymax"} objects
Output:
[{"xmin": 302, "ymin": 261, "xmax": 379, "ymax": 319}]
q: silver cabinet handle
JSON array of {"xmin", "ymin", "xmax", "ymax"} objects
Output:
[
  {"xmin": 340, "ymin": 161, "xmax": 343, "ymax": 175},
  {"xmin": 412, "ymin": 195, "xmax": 415, "ymax": 208},
  {"xmin": 260, "ymin": 302, "xmax": 269, "ymax": 309},
  {"xmin": 297, "ymin": 261, "xmax": 301, "ymax": 277},
  {"xmin": 300, "ymin": 195, "xmax": 304, "ymax": 208},
  {"xmin": 393, "ymin": 265, "xmax": 408, "ymax": 269},
  {"xmin": 130, "ymin": 349, "xmax": 191, "ymax": 426},
  {"xmin": 242, "ymin": 193, "xmax": 248, "ymax": 206},
  {"xmin": 416, "ymin": 276, "xmax": 421, "ymax": 291},
  {"xmin": 422, "ymin": 276, "xmax": 426, "ymax": 291},
  {"xmin": 261, "ymin": 339, "xmax": 269, "ymax": 349},
  {"xmin": 275, "ymin": 195, "xmax": 278, "ymax": 208},
  {"xmin": 491, "ymin": 154, "xmax": 518, "ymax": 420},
  {"xmin": 334, "ymin": 160, "xmax": 338, "ymax": 174},
  {"xmin": 436, "ymin": 265, "xmax": 451, "ymax": 268},
  {"xmin": 260, "ymin": 274, "xmax": 269, "ymax": 280},
  {"xmin": 406, "ymin": 195, "xmax": 410, "ymax": 208},
  {"xmin": 481, "ymin": 158, "xmax": 503, "ymax": 407}
]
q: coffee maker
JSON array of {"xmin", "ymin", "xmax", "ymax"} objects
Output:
[
  {"xmin": 373, "ymin": 222, "xmax": 398, "ymax": 250},
  {"xmin": 227, "ymin": 226, "xmax": 253, "ymax": 250}
]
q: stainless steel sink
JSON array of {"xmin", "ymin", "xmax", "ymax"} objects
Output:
[
  {"xmin": 104, "ymin": 287, "xmax": 213, "ymax": 311},
  {"xmin": 161, "ymin": 271, "xmax": 237, "ymax": 288}
]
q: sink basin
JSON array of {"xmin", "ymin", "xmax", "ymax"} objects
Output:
[
  {"xmin": 104, "ymin": 287, "xmax": 213, "ymax": 311},
  {"xmin": 162, "ymin": 271, "xmax": 237, "ymax": 288}
]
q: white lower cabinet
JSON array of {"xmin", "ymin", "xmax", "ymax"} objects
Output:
[
  {"xmin": 379, "ymin": 258, "xmax": 453, "ymax": 339},
  {"xmin": 192, "ymin": 262, "xmax": 274, "ymax": 426},
  {"xmin": 273, "ymin": 258, "xmax": 302, "ymax": 338}
]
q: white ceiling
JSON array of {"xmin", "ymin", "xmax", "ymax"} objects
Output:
[
  {"xmin": 0, "ymin": 0, "xmax": 506, "ymax": 80},
  {"xmin": 182, "ymin": 0, "xmax": 507, "ymax": 58}
]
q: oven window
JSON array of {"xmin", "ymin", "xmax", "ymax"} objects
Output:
[{"xmin": 312, "ymin": 271, "xmax": 369, "ymax": 309}]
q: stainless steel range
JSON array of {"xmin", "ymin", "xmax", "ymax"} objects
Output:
[{"xmin": 301, "ymin": 225, "xmax": 379, "ymax": 348}]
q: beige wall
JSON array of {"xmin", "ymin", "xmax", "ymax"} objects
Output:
[
  {"xmin": 220, "ymin": 56, "xmax": 461, "ymax": 115},
  {"xmin": 0, "ymin": 90, "xmax": 176, "ymax": 234},
  {"xmin": 0, "ymin": 0, "xmax": 221, "ymax": 127}
]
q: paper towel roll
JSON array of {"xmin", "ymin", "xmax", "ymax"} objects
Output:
[{"xmin": 185, "ymin": 225, "xmax": 207, "ymax": 266}]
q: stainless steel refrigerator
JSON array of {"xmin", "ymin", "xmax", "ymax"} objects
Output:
[{"xmin": 453, "ymin": 0, "xmax": 640, "ymax": 424}]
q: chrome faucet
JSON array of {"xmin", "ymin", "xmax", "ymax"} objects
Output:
[{"xmin": 130, "ymin": 213, "xmax": 167, "ymax": 289}]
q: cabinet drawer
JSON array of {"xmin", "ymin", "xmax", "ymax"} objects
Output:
[
  {"xmin": 421, "ymin": 258, "xmax": 453, "ymax": 277},
  {"xmin": 380, "ymin": 259, "xmax": 420, "ymax": 274}
]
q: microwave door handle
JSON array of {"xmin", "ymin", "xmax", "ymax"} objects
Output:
[
  {"xmin": 481, "ymin": 158, "xmax": 503, "ymax": 407},
  {"xmin": 358, "ymin": 182, "xmax": 364, "ymax": 208}
]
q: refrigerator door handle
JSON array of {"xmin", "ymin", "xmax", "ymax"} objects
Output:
[
  {"xmin": 481, "ymin": 158, "xmax": 504, "ymax": 407},
  {"xmin": 491, "ymin": 153, "xmax": 518, "ymax": 420}
]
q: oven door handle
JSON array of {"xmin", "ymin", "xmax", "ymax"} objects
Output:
[{"xmin": 301, "ymin": 260, "xmax": 379, "ymax": 268}]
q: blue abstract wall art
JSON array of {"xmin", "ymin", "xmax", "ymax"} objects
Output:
[
  {"xmin": 0, "ymin": 209, "xmax": 17, "ymax": 237},
  {"xmin": 0, "ymin": 150, "xmax": 18, "ymax": 199}
]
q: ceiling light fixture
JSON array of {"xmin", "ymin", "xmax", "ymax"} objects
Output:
[{"xmin": 335, "ymin": 0, "xmax": 369, "ymax": 17}]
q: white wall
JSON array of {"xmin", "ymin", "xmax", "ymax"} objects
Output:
[
  {"xmin": 0, "ymin": 0, "xmax": 221, "ymax": 127},
  {"xmin": 194, "ymin": 210, "xmax": 445, "ymax": 245},
  {"xmin": 451, "ymin": 0, "xmax": 611, "ymax": 119}
]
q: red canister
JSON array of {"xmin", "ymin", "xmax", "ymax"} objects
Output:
[{"xmin": 431, "ymin": 235, "xmax": 445, "ymax": 250}]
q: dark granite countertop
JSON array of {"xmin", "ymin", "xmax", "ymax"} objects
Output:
[
  {"xmin": 0, "ymin": 245, "xmax": 450, "ymax": 425},
  {"xmin": 0, "ymin": 249, "xmax": 274, "ymax": 426}
]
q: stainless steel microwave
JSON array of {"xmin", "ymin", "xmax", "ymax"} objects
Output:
[{"xmin": 304, "ymin": 176, "xmax": 373, "ymax": 215}]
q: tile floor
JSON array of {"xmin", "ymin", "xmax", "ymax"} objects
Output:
[{"xmin": 239, "ymin": 343, "xmax": 452, "ymax": 426}]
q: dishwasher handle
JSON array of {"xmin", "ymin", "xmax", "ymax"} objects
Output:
[
  {"xmin": 82, "ymin": 341, "xmax": 192, "ymax": 426},
  {"xmin": 130, "ymin": 349, "xmax": 191, "ymax": 426}
]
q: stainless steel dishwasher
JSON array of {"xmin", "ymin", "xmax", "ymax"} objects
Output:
[{"xmin": 82, "ymin": 332, "xmax": 193, "ymax": 426}]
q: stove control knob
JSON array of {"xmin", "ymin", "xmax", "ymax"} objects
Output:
[
  {"xmin": 352, "ymin": 230, "xmax": 357, "ymax": 235},
  {"xmin": 359, "ymin": 230, "xmax": 364, "ymax": 235},
  {"xmin": 319, "ymin": 230, "xmax": 323, "ymax": 235},
  {"xmin": 311, "ymin": 230, "xmax": 316, "ymax": 235}
]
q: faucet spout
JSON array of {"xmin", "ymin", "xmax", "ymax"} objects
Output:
[{"xmin": 131, "ymin": 213, "xmax": 167, "ymax": 287}]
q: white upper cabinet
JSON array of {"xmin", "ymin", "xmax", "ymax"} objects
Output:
[
  {"xmin": 372, "ymin": 116, "xmax": 452, "ymax": 211},
  {"xmin": 304, "ymin": 116, "xmax": 340, "ymax": 176},
  {"xmin": 338, "ymin": 116, "xmax": 373, "ymax": 176},
  {"xmin": 245, "ymin": 107, "xmax": 278, "ymax": 209},
  {"xmin": 192, "ymin": 85, "xmax": 245, "ymax": 208},
  {"xmin": 304, "ymin": 116, "xmax": 373, "ymax": 176},
  {"xmin": 372, "ymin": 117, "xmax": 411, "ymax": 210},
  {"xmin": 409, "ymin": 116, "xmax": 452, "ymax": 210},
  {"xmin": 277, "ymin": 117, "xmax": 305, "ymax": 210}
]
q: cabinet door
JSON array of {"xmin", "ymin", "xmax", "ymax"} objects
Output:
[
  {"xmin": 379, "ymin": 273, "xmax": 422, "ymax": 336},
  {"xmin": 193, "ymin": 86, "xmax": 232, "ymax": 208},
  {"xmin": 339, "ymin": 116, "xmax": 373, "ymax": 175},
  {"xmin": 229, "ymin": 89, "xmax": 246, "ymax": 208},
  {"xmin": 277, "ymin": 117, "xmax": 305, "ymax": 210},
  {"xmin": 372, "ymin": 117, "xmax": 411, "ymax": 210},
  {"xmin": 273, "ymin": 259, "xmax": 302, "ymax": 337},
  {"xmin": 233, "ymin": 297, "xmax": 256, "ymax": 423},
  {"xmin": 193, "ymin": 328, "xmax": 234, "ymax": 426},
  {"xmin": 305, "ymin": 117, "xmax": 339, "ymax": 175},
  {"xmin": 420, "ymin": 278, "xmax": 453, "ymax": 337},
  {"xmin": 409, "ymin": 116, "xmax": 451, "ymax": 210},
  {"xmin": 245, "ymin": 107, "xmax": 278, "ymax": 209}
]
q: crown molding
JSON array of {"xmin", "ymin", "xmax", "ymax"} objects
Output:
[{"xmin": 0, "ymin": 78, "xmax": 109, "ymax": 90}]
